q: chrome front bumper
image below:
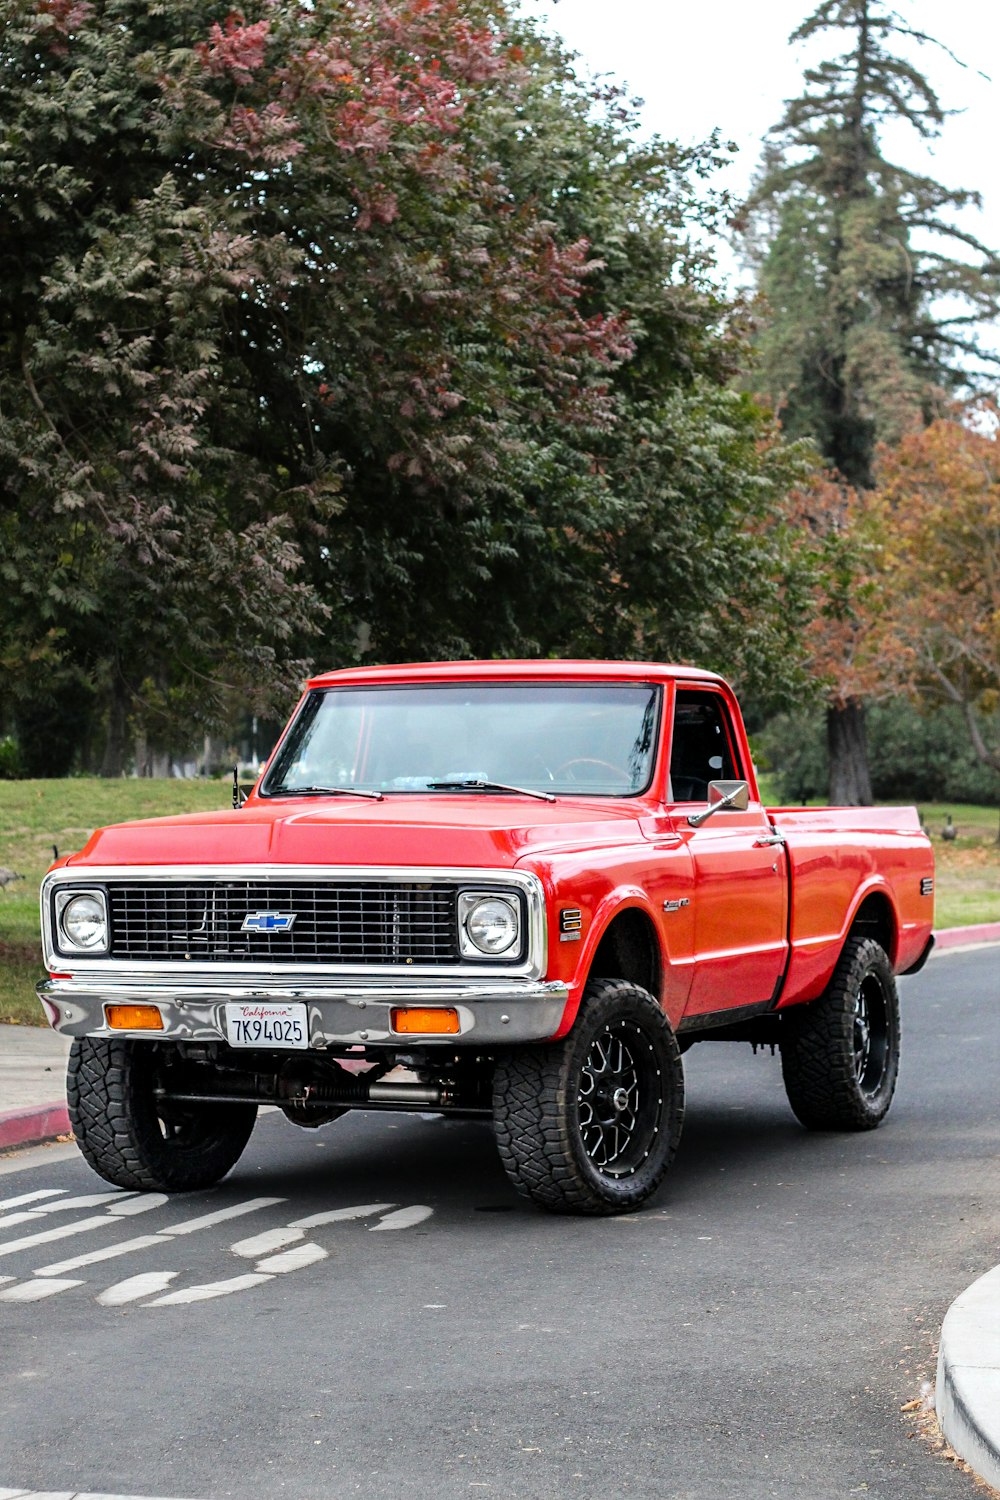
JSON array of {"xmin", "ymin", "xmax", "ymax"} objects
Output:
[{"xmin": 36, "ymin": 974, "xmax": 570, "ymax": 1047}]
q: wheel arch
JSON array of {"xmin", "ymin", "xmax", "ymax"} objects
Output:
[
  {"xmin": 582, "ymin": 900, "xmax": 663, "ymax": 1002},
  {"xmin": 845, "ymin": 884, "xmax": 899, "ymax": 966}
]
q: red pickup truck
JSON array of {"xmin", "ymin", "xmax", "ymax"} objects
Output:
[{"xmin": 38, "ymin": 660, "xmax": 935, "ymax": 1215}]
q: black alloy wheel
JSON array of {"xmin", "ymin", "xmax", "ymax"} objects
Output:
[
  {"xmin": 780, "ymin": 935, "xmax": 901, "ymax": 1130},
  {"xmin": 577, "ymin": 1019, "xmax": 662, "ymax": 1176},
  {"xmin": 492, "ymin": 977, "xmax": 685, "ymax": 1215}
]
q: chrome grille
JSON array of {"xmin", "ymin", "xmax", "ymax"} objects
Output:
[{"xmin": 107, "ymin": 882, "xmax": 459, "ymax": 964}]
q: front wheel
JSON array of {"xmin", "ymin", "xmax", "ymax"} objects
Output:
[
  {"xmin": 780, "ymin": 936, "xmax": 900, "ymax": 1130},
  {"xmin": 492, "ymin": 979, "xmax": 685, "ymax": 1215},
  {"xmin": 68, "ymin": 1038, "xmax": 258, "ymax": 1191}
]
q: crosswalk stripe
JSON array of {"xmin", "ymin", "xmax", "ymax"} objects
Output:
[
  {"xmin": 30, "ymin": 1192, "xmax": 136, "ymax": 1215},
  {"xmin": 0, "ymin": 1278, "xmax": 84, "ymax": 1301},
  {"xmin": 36, "ymin": 1198, "xmax": 284, "ymax": 1274},
  {"xmin": 255, "ymin": 1243, "xmax": 327, "ymax": 1274},
  {"xmin": 159, "ymin": 1197, "xmax": 284, "ymax": 1237},
  {"xmin": 0, "ymin": 1194, "xmax": 135, "ymax": 1232},
  {"xmin": 0, "ymin": 1215, "xmax": 113, "ymax": 1259},
  {"xmin": 230, "ymin": 1226, "xmax": 304, "ymax": 1258},
  {"xmin": 97, "ymin": 1271, "xmax": 179, "ymax": 1306},
  {"xmin": 369, "ymin": 1205, "xmax": 433, "ymax": 1231},
  {"xmin": 0, "ymin": 1489, "xmax": 194, "ymax": 1498},
  {"xmin": 0, "ymin": 1213, "xmax": 43, "ymax": 1233},
  {"xmin": 290, "ymin": 1203, "xmax": 394, "ymax": 1228},
  {"xmin": 145, "ymin": 1272, "xmax": 274, "ymax": 1306},
  {"xmin": 0, "ymin": 1189, "xmax": 65, "ymax": 1212},
  {"xmin": 37, "ymin": 1233, "xmax": 164, "ymax": 1277},
  {"xmin": 107, "ymin": 1194, "xmax": 169, "ymax": 1216}
]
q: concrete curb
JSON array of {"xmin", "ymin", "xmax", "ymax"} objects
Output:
[
  {"xmin": 0, "ymin": 1102, "xmax": 71, "ymax": 1152},
  {"xmin": 936, "ymin": 1265, "xmax": 1000, "ymax": 1490},
  {"xmin": 934, "ymin": 921, "xmax": 1000, "ymax": 950}
]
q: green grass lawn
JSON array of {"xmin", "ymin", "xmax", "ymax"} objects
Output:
[
  {"xmin": 1, "ymin": 779, "xmax": 996, "ymax": 1026},
  {"xmin": 0, "ymin": 778, "xmax": 232, "ymax": 1026}
]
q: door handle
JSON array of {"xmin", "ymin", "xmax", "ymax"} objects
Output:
[{"xmin": 753, "ymin": 834, "xmax": 785, "ymax": 848}]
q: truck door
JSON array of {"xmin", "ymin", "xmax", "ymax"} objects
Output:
[{"xmin": 669, "ymin": 688, "xmax": 787, "ymax": 1020}]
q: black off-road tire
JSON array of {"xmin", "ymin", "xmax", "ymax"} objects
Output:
[
  {"xmin": 492, "ymin": 979, "xmax": 685, "ymax": 1215},
  {"xmin": 780, "ymin": 936, "xmax": 900, "ymax": 1131},
  {"xmin": 68, "ymin": 1037, "xmax": 258, "ymax": 1192}
]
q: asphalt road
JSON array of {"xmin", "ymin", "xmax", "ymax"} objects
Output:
[{"xmin": 1, "ymin": 947, "xmax": 998, "ymax": 1500}]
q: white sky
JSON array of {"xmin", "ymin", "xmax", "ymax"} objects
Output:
[{"xmin": 518, "ymin": 0, "xmax": 1000, "ymax": 293}]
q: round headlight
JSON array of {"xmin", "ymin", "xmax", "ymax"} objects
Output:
[
  {"xmin": 464, "ymin": 896, "xmax": 518, "ymax": 955},
  {"xmin": 61, "ymin": 893, "xmax": 108, "ymax": 951}
]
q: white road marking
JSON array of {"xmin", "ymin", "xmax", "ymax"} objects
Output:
[
  {"xmin": 0, "ymin": 1213, "xmax": 42, "ymax": 1232},
  {"xmin": 107, "ymin": 1194, "xmax": 169, "ymax": 1216},
  {"xmin": 36, "ymin": 1198, "xmax": 282, "ymax": 1275},
  {"xmin": 29, "ymin": 1192, "xmax": 137, "ymax": 1215},
  {"xmin": 0, "ymin": 1194, "xmax": 135, "ymax": 1230},
  {"xmin": 255, "ymin": 1243, "xmax": 328, "ymax": 1274},
  {"xmin": 97, "ymin": 1271, "xmax": 179, "ymax": 1306},
  {"xmin": 0, "ymin": 1215, "xmax": 113, "ymax": 1258},
  {"xmin": 230, "ymin": 1226, "xmax": 304, "ymax": 1258},
  {"xmin": 0, "ymin": 1489, "xmax": 194, "ymax": 1499},
  {"xmin": 2, "ymin": 1185, "xmax": 435, "ymax": 1310},
  {"xmin": 0, "ymin": 1278, "xmax": 84, "ymax": 1301},
  {"xmin": 290, "ymin": 1203, "xmax": 394, "ymax": 1228},
  {"xmin": 0, "ymin": 1189, "xmax": 65, "ymax": 1211},
  {"xmin": 369, "ymin": 1205, "xmax": 433, "ymax": 1231},
  {"xmin": 146, "ymin": 1272, "xmax": 274, "ymax": 1305},
  {"xmin": 37, "ymin": 1234, "xmax": 165, "ymax": 1277},
  {"xmin": 159, "ymin": 1197, "xmax": 284, "ymax": 1237}
]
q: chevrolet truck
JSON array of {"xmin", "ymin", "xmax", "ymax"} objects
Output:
[{"xmin": 38, "ymin": 660, "xmax": 935, "ymax": 1215}]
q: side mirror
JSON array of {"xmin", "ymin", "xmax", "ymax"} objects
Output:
[{"xmin": 687, "ymin": 779, "xmax": 750, "ymax": 829}]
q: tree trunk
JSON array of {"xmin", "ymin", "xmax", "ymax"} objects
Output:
[
  {"xmin": 827, "ymin": 699, "xmax": 873, "ymax": 805},
  {"xmin": 100, "ymin": 679, "xmax": 129, "ymax": 778}
]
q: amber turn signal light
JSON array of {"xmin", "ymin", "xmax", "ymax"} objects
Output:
[
  {"xmin": 390, "ymin": 1006, "xmax": 460, "ymax": 1035},
  {"xmin": 105, "ymin": 1004, "xmax": 164, "ymax": 1031}
]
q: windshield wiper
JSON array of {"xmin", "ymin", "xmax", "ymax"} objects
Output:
[
  {"xmin": 427, "ymin": 779, "xmax": 556, "ymax": 803},
  {"xmin": 270, "ymin": 785, "xmax": 385, "ymax": 802}
]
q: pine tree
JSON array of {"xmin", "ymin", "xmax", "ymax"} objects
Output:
[{"xmin": 738, "ymin": 0, "xmax": 1000, "ymax": 802}]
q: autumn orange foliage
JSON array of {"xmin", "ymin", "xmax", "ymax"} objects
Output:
[
  {"xmin": 873, "ymin": 412, "xmax": 1000, "ymax": 772},
  {"xmin": 784, "ymin": 470, "xmax": 886, "ymax": 710}
]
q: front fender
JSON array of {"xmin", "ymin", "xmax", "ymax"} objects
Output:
[{"xmin": 549, "ymin": 887, "xmax": 667, "ymax": 1040}]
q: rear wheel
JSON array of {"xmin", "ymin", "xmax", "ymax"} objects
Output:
[
  {"xmin": 780, "ymin": 936, "xmax": 900, "ymax": 1130},
  {"xmin": 68, "ymin": 1037, "xmax": 257, "ymax": 1191},
  {"xmin": 492, "ymin": 978, "xmax": 685, "ymax": 1215}
]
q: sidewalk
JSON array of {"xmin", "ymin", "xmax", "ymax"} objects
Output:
[
  {"xmin": 0, "ymin": 1021, "xmax": 71, "ymax": 1149},
  {"xmin": 2, "ymin": 924, "xmax": 1000, "ymax": 1485}
]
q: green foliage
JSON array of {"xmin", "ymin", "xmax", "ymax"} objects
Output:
[
  {"xmin": 0, "ymin": 736, "xmax": 23, "ymax": 779},
  {"xmin": 739, "ymin": 0, "xmax": 1000, "ymax": 487},
  {"xmin": 1, "ymin": 0, "xmax": 815, "ymax": 775},
  {"xmin": 760, "ymin": 699, "xmax": 1000, "ymax": 805}
]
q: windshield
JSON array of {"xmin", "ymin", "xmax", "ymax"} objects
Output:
[{"xmin": 261, "ymin": 683, "xmax": 661, "ymax": 798}]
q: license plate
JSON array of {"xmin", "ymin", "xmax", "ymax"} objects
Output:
[{"xmin": 224, "ymin": 1002, "xmax": 309, "ymax": 1049}]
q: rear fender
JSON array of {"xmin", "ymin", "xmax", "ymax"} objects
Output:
[{"xmin": 778, "ymin": 876, "xmax": 900, "ymax": 1009}]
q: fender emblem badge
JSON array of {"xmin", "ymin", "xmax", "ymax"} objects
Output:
[{"xmin": 663, "ymin": 898, "xmax": 690, "ymax": 913}]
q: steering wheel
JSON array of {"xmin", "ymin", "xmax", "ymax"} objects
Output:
[{"xmin": 554, "ymin": 757, "xmax": 632, "ymax": 788}]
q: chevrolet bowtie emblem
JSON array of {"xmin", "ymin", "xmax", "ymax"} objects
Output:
[{"xmin": 242, "ymin": 911, "xmax": 297, "ymax": 933}]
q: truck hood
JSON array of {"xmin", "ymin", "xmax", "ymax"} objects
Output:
[{"xmin": 67, "ymin": 794, "xmax": 649, "ymax": 871}]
